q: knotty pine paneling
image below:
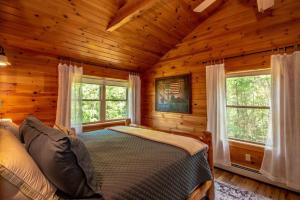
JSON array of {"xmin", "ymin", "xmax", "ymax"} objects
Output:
[
  {"xmin": 0, "ymin": 0, "xmax": 206, "ymax": 71},
  {"xmin": 140, "ymin": 0, "xmax": 300, "ymax": 168},
  {"xmin": 141, "ymin": 0, "xmax": 300, "ymax": 135},
  {"xmin": 161, "ymin": 0, "xmax": 300, "ymax": 64},
  {"xmin": 229, "ymin": 140, "xmax": 264, "ymax": 170},
  {"xmin": 0, "ymin": 48, "xmax": 129, "ymax": 125}
]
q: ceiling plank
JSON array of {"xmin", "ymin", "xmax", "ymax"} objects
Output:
[
  {"xmin": 106, "ymin": 0, "xmax": 159, "ymax": 32},
  {"xmin": 0, "ymin": 0, "xmax": 206, "ymax": 71}
]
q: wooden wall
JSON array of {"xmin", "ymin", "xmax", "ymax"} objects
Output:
[
  {"xmin": 229, "ymin": 140, "xmax": 264, "ymax": 170},
  {"xmin": 140, "ymin": 0, "xmax": 300, "ymax": 168},
  {"xmin": 0, "ymin": 48, "xmax": 129, "ymax": 125}
]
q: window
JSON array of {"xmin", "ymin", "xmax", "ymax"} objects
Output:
[
  {"xmin": 82, "ymin": 83, "xmax": 101, "ymax": 123},
  {"xmin": 105, "ymin": 86, "xmax": 128, "ymax": 120},
  {"xmin": 226, "ymin": 71, "xmax": 271, "ymax": 144},
  {"xmin": 79, "ymin": 77, "xmax": 128, "ymax": 124}
]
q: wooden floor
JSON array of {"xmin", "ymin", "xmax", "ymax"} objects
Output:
[{"xmin": 215, "ymin": 168, "xmax": 300, "ymax": 200}]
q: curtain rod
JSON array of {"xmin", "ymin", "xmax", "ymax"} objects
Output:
[
  {"xmin": 202, "ymin": 43, "xmax": 300, "ymax": 65},
  {"xmin": 57, "ymin": 56, "xmax": 139, "ymax": 73}
]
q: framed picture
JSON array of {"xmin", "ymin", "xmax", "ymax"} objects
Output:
[{"xmin": 155, "ymin": 74, "xmax": 191, "ymax": 113}]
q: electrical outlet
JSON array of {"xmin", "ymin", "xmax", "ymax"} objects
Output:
[{"xmin": 245, "ymin": 154, "xmax": 251, "ymax": 162}]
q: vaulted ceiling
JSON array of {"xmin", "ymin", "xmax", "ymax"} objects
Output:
[{"xmin": 0, "ymin": 0, "xmax": 223, "ymax": 71}]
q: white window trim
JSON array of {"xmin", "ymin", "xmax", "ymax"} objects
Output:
[
  {"xmin": 82, "ymin": 75, "xmax": 129, "ymax": 87},
  {"xmin": 226, "ymin": 69, "xmax": 271, "ymax": 78},
  {"xmin": 81, "ymin": 76, "xmax": 129, "ymax": 125},
  {"xmin": 225, "ymin": 70, "xmax": 271, "ymax": 145}
]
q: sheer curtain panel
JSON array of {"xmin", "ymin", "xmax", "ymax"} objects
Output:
[
  {"xmin": 206, "ymin": 63, "xmax": 231, "ymax": 166},
  {"xmin": 55, "ymin": 63, "xmax": 83, "ymax": 134},
  {"xmin": 260, "ymin": 51, "xmax": 300, "ymax": 190},
  {"xmin": 128, "ymin": 73, "xmax": 141, "ymax": 124}
]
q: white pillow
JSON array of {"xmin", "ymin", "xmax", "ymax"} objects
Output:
[
  {"xmin": 0, "ymin": 129, "xmax": 57, "ymax": 200},
  {"xmin": 0, "ymin": 176, "xmax": 31, "ymax": 200},
  {"xmin": 0, "ymin": 120, "xmax": 20, "ymax": 140}
]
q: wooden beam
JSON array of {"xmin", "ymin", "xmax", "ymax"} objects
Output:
[
  {"xmin": 195, "ymin": 0, "xmax": 225, "ymax": 18},
  {"xmin": 107, "ymin": 0, "xmax": 158, "ymax": 32}
]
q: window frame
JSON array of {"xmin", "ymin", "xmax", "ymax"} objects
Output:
[
  {"xmin": 225, "ymin": 69, "xmax": 271, "ymax": 145},
  {"xmin": 81, "ymin": 76, "xmax": 129, "ymax": 125},
  {"xmin": 81, "ymin": 83, "xmax": 101, "ymax": 124},
  {"xmin": 103, "ymin": 84, "xmax": 129, "ymax": 121}
]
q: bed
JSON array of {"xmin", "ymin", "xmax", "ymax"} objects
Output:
[
  {"xmin": 0, "ymin": 119, "xmax": 214, "ymax": 200},
  {"xmin": 76, "ymin": 120, "xmax": 214, "ymax": 200}
]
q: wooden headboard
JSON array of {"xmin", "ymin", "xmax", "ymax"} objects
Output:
[{"xmin": 82, "ymin": 119, "xmax": 131, "ymax": 132}]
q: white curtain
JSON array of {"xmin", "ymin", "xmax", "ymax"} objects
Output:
[
  {"xmin": 56, "ymin": 63, "xmax": 83, "ymax": 134},
  {"xmin": 206, "ymin": 63, "xmax": 231, "ymax": 166},
  {"xmin": 128, "ymin": 73, "xmax": 141, "ymax": 124},
  {"xmin": 260, "ymin": 51, "xmax": 300, "ymax": 190}
]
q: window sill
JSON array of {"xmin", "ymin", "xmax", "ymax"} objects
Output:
[{"xmin": 83, "ymin": 119, "xmax": 130, "ymax": 132}]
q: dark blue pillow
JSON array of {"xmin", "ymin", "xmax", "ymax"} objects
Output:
[{"xmin": 19, "ymin": 116, "xmax": 102, "ymax": 198}]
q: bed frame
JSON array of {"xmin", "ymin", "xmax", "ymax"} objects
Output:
[{"xmin": 124, "ymin": 119, "xmax": 215, "ymax": 200}]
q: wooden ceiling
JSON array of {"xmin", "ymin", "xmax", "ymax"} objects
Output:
[{"xmin": 0, "ymin": 0, "xmax": 220, "ymax": 71}]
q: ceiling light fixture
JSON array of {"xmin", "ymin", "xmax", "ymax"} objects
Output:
[
  {"xmin": 193, "ymin": 0, "xmax": 217, "ymax": 13},
  {"xmin": 257, "ymin": 0, "xmax": 274, "ymax": 12},
  {"xmin": 0, "ymin": 46, "xmax": 10, "ymax": 68}
]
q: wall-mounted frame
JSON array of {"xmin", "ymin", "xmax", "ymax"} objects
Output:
[{"xmin": 155, "ymin": 74, "xmax": 191, "ymax": 113}]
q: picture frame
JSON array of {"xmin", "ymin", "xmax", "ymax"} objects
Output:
[{"xmin": 155, "ymin": 74, "xmax": 191, "ymax": 113}]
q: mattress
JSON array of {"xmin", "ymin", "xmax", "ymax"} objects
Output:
[{"xmin": 76, "ymin": 129, "xmax": 212, "ymax": 200}]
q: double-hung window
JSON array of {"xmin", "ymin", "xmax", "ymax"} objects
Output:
[
  {"xmin": 80, "ymin": 76, "xmax": 128, "ymax": 124},
  {"xmin": 225, "ymin": 70, "xmax": 271, "ymax": 144}
]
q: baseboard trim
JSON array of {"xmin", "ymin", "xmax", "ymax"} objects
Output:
[{"xmin": 215, "ymin": 163, "xmax": 300, "ymax": 193}]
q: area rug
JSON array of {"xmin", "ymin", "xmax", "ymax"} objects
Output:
[{"xmin": 215, "ymin": 180, "xmax": 271, "ymax": 200}]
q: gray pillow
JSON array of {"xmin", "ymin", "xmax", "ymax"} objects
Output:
[{"xmin": 19, "ymin": 116, "xmax": 102, "ymax": 198}]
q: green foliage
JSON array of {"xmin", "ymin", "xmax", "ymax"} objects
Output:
[
  {"xmin": 106, "ymin": 86, "xmax": 127, "ymax": 100},
  {"xmin": 82, "ymin": 83, "xmax": 100, "ymax": 100},
  {"xmin": 106, "ymin": 101, "xmax": 128, "ymax": 120},
  {"xmin": 226, "ymin": 75, "xmax": 271, "ymax": 106},
  {"xmin": 82, "ymin": 101, "xmax": 100, "ymax": 123},
  {"xmin": 105, "ymin": 86, "xmax": 128, "ymax": 120},
  {"xmin": 226, "ymin": 75, "xmax": 271, "ymax": 144},
  {"xmin": 81, "ymin": 83, "xmax": 101, "ymax": 123}
]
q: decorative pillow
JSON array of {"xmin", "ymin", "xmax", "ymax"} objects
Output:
[
  {"xmin": 19, "ymin": 116, "xmax": 101, "ymax": 198},
  {"xmin": 0, "ymin": 120, "xmax": 20, "ymax": 140},
  {"xmin": 0, "ymin": 129, "xmax": 57, "ymax": 200},
  {"xmin": 53, "ymin": 124, "xmax": 76, "ymax": 137}
]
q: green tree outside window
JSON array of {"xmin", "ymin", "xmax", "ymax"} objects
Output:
[{"xmin": 226, "ymin": 74, "xmax": 271, "ymax": 144}]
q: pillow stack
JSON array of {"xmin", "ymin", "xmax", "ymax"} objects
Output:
[
  {"xmin": 0, "ymin": 129, "xmax": 57, "ymax": 200},
  {"xmin": 19, "ymin": 116, "xmax": 102, "ymax": 199}
]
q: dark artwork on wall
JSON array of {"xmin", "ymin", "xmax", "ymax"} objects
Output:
[{"xmin": 155, "ymin": 74, "xmax": 191, "ymax": 113}]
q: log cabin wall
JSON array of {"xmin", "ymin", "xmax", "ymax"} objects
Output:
[
  {"xmin": 0, "ymin": 48, "xmax": 129, "ymax": 126},
  {"xmin": 141, "ymin": 0, "xmax": 300, "ymax": 169}
]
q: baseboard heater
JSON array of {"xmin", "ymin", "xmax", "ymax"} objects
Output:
[
  {"xmin": 231, "ymin": 163, "xmax": 260, "ymax": 174},
  {"xmin": 215, "ymin": 163, "xmax": 300, "ymax": 193}
]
